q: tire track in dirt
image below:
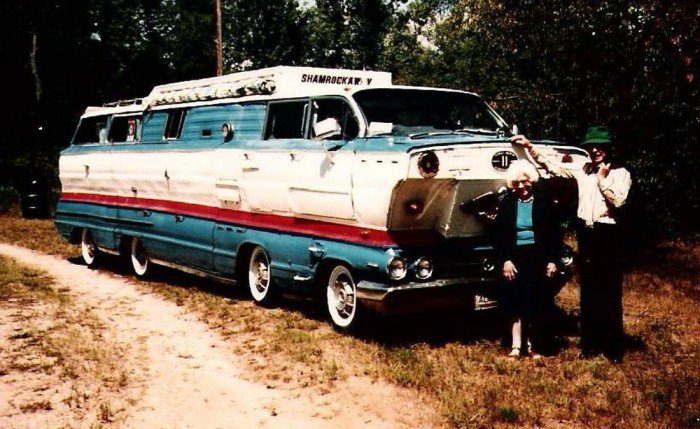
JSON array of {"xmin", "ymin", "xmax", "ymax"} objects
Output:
[{"xmin": 0, "ymin": 243, "xmax": 439, "ymax": 428}]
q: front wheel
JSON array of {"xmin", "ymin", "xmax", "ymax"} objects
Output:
[
  {"xmin": 130, "ymin": 237, "xmax": 151, "ymax": 279},
  {"xmin": 247, "ymin": 246, "xmax": 275, "ymax": 306},
  {"xmin": 326, "ymin": 265, "xmax": 362, "ymax": 332},
  {"xmin": 80, "ymin": 228, "xmax": 100, "ymax": 268}
]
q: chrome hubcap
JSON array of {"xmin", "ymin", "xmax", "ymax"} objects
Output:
[
  {"xmin": 332, "ymin": 276, "xmax": 355, "ymax": 318},
  {"xmin": 252, "ymin": 259, "xmax": 269, "ymax": 292}
]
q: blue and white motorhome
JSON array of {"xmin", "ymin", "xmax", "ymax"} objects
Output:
[{"xmin": 54, "ymin": 66, "xmax": 585, "ymax": 331}]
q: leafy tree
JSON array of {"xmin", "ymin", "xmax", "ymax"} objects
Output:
[
  {"xmin": 305, "ymin": 0, "xmax": 398, "ymax": 69},
  {"xmin": 222, "ymin": 0, "xmax": 307, "ymax": 71}
]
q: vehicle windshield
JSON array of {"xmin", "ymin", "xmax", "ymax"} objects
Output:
[{"xmin": 353, "ymin": 88, "xmax": 508, "ymax": 137}]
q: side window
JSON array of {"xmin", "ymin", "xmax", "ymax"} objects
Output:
[
  {"xmin": 73, "ymin": 115, "xmax": 109, "ymax": 145},
  {"xmin": 264, "ymin": 101, "xmax": 309, "ymax": 139},
  {"xmin": 108, "ymin": 116, "xmax": 141, "ymax": 143},
  {"xmin": 311, "ymin": 98, "xmax": 359, "ymax": 140},
  {"xmin": 164, "ymin": 109, "xmax": 187, "ymax": 140}
]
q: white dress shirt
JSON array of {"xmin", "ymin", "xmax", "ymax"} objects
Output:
[{"xmin": 533, "ymin": 152, "xmax": 632, "ymax": 226}]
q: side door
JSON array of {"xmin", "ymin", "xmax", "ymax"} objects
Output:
[
  {"xmin": 237, "ymin": 99, "xmax": 310, "ymax": 215},
  {"xmin": 285, "ymin": 97, "xmax": 359, "ymax": 221}
]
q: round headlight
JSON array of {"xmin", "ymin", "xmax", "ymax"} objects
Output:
[
  {"xmin": 387, "ymin": 257, "xmax": 407, "ymax": 280},
  {"xmin": 414, "ymin": 257, "xmax": 433, "ymax": 280},
  {"xmin": 417, "ymin": 151, "xmax": 439, "ymax": 178}
]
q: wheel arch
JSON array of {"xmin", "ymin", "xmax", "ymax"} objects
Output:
[{"xmin": 314, "ymin": 257, "xmax": 355, "ymax": 288}]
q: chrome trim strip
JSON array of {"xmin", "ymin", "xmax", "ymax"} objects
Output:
[
  {"xmin": 151, "ymin": 258, "xmax": 237, "ymax": 285},
  {"xmin": 356, "ymin": 276, "xmax": 494, "ymax": 301}
]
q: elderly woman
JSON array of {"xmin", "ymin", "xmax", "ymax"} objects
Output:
[{"xmin": 494, "ymin": 160, "xmax": 560, "ymax": 359}]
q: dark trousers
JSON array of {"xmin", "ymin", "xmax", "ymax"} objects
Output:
[
  {"xmin": 502, "ymin": 245, "xmax": 551, "ymax": 351},
  {"xmin": 577, "ymin": 222, "xmax": 624, "ymax": 356}
]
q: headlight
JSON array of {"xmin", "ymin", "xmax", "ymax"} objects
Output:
[
  {"xmin": 414, "ymin": 257, "xmax": 433, "ymax": 280},
  {"xmin": 560, "ymin": 245, "xmax": 574, "ymax": 267},
  {"xmin": 387, "ymin": 257, "xmax": 407, "ymax": 280},
  {"xmin": 482, "ymin": 257, "xmax": 496, "ymax": 272},
  {"xmin": 417, "ymin": 151, "xmax": 439, "ymax": 178}
]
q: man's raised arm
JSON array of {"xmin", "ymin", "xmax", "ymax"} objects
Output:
[{"xmin": 509, "ymin": 135, "xmax": 579, "ymax": 179}]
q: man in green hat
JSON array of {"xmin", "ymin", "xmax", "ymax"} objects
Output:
[{"xmin": 511, "ymin": 126, "xmax": 632, "ymax": 362}]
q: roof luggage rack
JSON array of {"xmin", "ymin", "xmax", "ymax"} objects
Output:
[{"xmin": 103, "ymin": 98, "xmax": 144, "ymax": 107}]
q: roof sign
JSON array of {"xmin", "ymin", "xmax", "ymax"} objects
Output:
[{"xmin": 145, "ymin": 66, "xmax": 392, "ymax": 108}]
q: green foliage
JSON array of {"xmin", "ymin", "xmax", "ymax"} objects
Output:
[
  {"xmin": 222, "ymin": 0, "xmax": 307, "ymax": 71},
  {"xmin": 304, "ymin": 0, "xmax": 397, "ymax": 69}
]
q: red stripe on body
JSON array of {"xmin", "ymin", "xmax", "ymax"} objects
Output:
[{"xmin": 60, "ymin": 193, "xmax": 441, "ymax": 247}]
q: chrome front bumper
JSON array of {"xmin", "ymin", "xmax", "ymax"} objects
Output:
[{"xmin": 357, "ymin": 276, "xmax": 498, "ymax": 314}]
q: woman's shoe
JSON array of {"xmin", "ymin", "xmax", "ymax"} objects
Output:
[
  {"xmin": 527, "ymin": 345, "xmax": 542, "ymax": 360},
  {"xmin": 527, "ymin": 350, "xmax": 543, "ymax": 360}
]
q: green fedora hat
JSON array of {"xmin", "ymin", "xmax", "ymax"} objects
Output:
[{"xmin": 581, "ymin": 125, "xmax": 612, "ymax": 145}]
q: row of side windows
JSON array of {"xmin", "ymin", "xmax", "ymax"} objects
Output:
[
  {"xmin": 73, "ymin": 110, "xmax": 186, "ymax": 145},
  {"xmin": 72, "ymin": 98, "xmax": 359, "ymax": 145}
]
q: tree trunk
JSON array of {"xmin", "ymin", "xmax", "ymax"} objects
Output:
[{"xmin": 30, "ymin": 32, "xmax": 42, "ymax": 104}]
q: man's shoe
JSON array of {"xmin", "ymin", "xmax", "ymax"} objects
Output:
[{"xmin": 507, "ymin": 347, "xmax": 520, "ymax": 360}]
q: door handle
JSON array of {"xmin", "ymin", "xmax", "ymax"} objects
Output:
[
  {"xmin": 175, "ymin": 215, "xmax": 185, "ymax": 223},
  {"xmin": 142, "ymin": 210, "xmax": 152, "ymax": 217}
]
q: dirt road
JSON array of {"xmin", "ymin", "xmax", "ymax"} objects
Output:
[{"xmin": 0, "ymin": 243, "xmax": 438, "ymax": 428}]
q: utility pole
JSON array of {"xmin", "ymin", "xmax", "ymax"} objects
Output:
[{"xmin": 215, "ymin": 0, "xmax": 223, "ymax": 76}]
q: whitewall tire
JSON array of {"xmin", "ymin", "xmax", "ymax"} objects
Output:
[
  {"xmin": 130, "ymin": 237, "xmax": 151, "ymax": 278},
  {"xmin": 80, "ymin": 228, "xmax": 100, "ymax": 268},
  {"xmin": 326, "ymin": 265, "xmax": 360, "ymax": 331},
  {"xmin": 248, "ymin": 246, "xmax": 274, "ymax": 305}
]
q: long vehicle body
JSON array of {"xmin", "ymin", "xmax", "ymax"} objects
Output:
[{"xmin": 54, "ymin": 66, "xmax": 585, "ymax": 330}]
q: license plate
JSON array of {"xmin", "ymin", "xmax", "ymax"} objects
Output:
[{"xmin": 474, "ymin": 294, "xmax": 498, "ymax": 311}]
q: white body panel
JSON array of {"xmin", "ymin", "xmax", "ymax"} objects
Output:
[{"xmin": 61, "ymin": 141, "xmax": 588, "ymax": 237}]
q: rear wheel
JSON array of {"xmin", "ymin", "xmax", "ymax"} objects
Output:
[
  {"xmin": 248, "ymin": 246, "xmax": 275, "ymax": 306},
  {"xmin": 130, "ymin": 237, "xmax": 151, "ymax": 279},
  {"xmin": 326, "ymin": 265, "xmax": 361, "ymax": 332},
  {"xmin": 80, "ymin": 228, "xmax": 100, "ymax": 268}
]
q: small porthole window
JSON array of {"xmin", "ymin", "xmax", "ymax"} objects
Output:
[{"xmin": 221, "ymin": 123, "xmax": 234, "ymax": 142}]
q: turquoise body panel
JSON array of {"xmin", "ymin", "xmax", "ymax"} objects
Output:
[{"xmin": 55, "ymin": 200, "xmax": 444, "ymax": 293}]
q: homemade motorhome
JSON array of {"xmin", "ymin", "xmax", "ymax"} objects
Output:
[{"xmin": 55, "ymin": 66, "xmax": 585, "ymax": 330}]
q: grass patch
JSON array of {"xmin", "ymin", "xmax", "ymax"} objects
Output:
[
  {"xmin": 0, "ymin": 214, "xmax": 77, "ymax": 258},
  {"xmin": 19, "ymin": 399, "xmax": 53, "ymax": 413},
  {"xmin": 1, "ymin": 215, "xmax": 699, "ymax": 428},
  {"xmin": 0, "ymin": 253, "xmax": 131, "ymax": 426}
]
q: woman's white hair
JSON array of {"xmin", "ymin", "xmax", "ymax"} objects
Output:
[{"xmin": 506, "ymin": 160, "xmax": 540, "ymax": 188}]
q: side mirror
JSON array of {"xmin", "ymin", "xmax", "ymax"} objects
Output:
[
  {"xmin": 368, "ymin": 121, "xmax": 393, "ymax": 136},
  {"xmin": 313, "ymin": 118, "xmax": 341, "ymax": 140}
]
